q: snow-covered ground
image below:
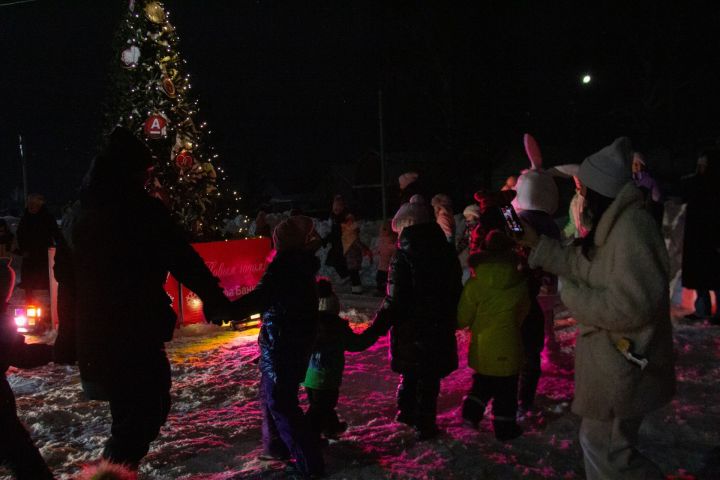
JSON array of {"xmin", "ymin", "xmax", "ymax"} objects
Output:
[{"xmin": 2, "ymin": 296, "xmax": 719, "ymax": 479}]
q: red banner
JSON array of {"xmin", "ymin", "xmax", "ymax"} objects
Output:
[
  {"xmin": 49, "ymin": 238, "xmax": 270, "ymax": 329},
  {"xmin": 165, "ymin": 238, "xmax": 272, "ymax": 325}
]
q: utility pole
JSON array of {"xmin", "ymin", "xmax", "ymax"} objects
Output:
[
  {"xmin": 378, "ymin": 89, "xmax": 387, "ymax": 220},
  {"xmin": 18, "ymin": 134, "xmax": 28, "ymax": 204}
]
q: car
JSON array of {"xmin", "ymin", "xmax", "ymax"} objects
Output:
[{"xmin": 10, "ymin": 303, "xmax": 49, "ymax": 334}]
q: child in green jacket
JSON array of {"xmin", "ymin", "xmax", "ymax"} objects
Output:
[
  {"xmin": 302, "ymin": 278, "xmax": 378, "ymax": 440},
  {"xmin": 457, "ymin": 229, "xmax": 530, "ymax": 441}
]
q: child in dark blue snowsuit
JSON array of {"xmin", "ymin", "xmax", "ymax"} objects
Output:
[
  {"xmin": 302, "ymin": 278, "xmax": 378, "ymax": 440},
  {"xmin": 232, "ymin": 216, "xmax": 325, "ymax": 478},
  {"xmin": 0, "ymin": 258, "xmax": 54, "ymax": 479}
]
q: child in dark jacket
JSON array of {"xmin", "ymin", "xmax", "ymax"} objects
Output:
[
  {"xmin": 0, "ymin": 257, "xmax": 54, "ymax": 479},
  {"xmin": 302, "ymin": 278, "xmax": 378, "ymax": 440},
  {"xmin": 232, "ymin": 216, "xmax": 325, "ymax": 478}
]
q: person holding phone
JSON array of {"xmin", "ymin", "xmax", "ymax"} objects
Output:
[
  {"xmin": 512, "ymin": 171, "xmax": 561, "ymax": 414},
  {"xmin": 516, "ymin": 137, "xmax": 675, "ymax": 480}
]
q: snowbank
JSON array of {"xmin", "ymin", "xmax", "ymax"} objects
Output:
[{"xmin": 3, "ymin": 302, "xmax": 719, "ymax": 479}]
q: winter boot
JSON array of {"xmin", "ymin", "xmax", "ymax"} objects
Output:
[
  {"xmin": 414, "ymin": 422, "xmax": 440, "ymax": 441},
  {"xmin": 322, "ymin": 420, "xmax": 348, "ymax": 438},
  {"xmin": 461, "ymin": 394, "xmax": 486, "ymax": 428},
  {"xmin": 493, "ymin": 418, "xmax": 523, "ymax": 442},
  {"xmin": 395, "ymin": 410, "xmax": 416, "ymax": 426}
]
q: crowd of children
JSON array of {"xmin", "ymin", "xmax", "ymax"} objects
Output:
[{"xmin": 0, "ymin": 134, "xmax": 685, "ymax": 479}]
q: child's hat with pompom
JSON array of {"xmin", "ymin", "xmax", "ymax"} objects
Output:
[{"xmin": 316, "ymin": 277, "xmax": 341, "ymax": 315}]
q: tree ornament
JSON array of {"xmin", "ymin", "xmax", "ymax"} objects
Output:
[
  {"xmin": 120, "ymin": 45, "xmax": 141, "ymax": 68},
  {"xmin": 144, "ymin": 2, "xmax": 166, "ymax": 24},
  {"xmin": 161, "ymin": 75, "xmax": 176, "ymax": 98},
  {"xmin": 173, "ymin": 131, "xmax": 196, "ymax": 152},
  {"xmin": 175, "ymin": 150, "xmax": 194, "ymax": 170},
  {"xmin": 201, "ymin": 162, "xmax": 217, "ymax": 179},
  {"xmin": 149, "ymin": 31, "xmax": 170, "ymax": 47},
  {"xmin": 144, "ymin": 114, "xmax": 168, "ymax": 139}
]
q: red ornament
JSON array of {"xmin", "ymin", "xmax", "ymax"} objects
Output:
[
  {"xmin": 144, "ymin": 114, "xmax": 167, "ymax": 139},
  {"xmin": 161, "ymin": 75, "xmax": 176, "ymax": 98},
  {"xmin": 175, "ymin": 150, "xmax": 194, "ymax": 169}
]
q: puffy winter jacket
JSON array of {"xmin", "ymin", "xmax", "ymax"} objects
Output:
[
  {"xmin": 233, "ymin": 251, "xmax": 320, "ymax": 384},
  {"xmin": 457, "ymin": 252, "xmax": 530, "ymax": 376},
  {"xmin": 369, "ymin": 222, "xmax": 463, "ymax": 378},
  {"xmin": 302, "ymin": 312, "xmax": 377, "ymax": 390},
  {"xmin": 529, "ymin": 183, "xmax": 675, "ymax": 420},
  {"xmin": 55, "ymin": 194, "xmax": 229, "ymax": 383}
]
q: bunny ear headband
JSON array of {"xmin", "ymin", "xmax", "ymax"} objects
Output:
[
  {"xmin": 523, "ymin": 133, "xmax": 543, "ymax": 170},
  {"xmin": 524, "ymin": 133, "xmax": 580, "ymax": 179}
]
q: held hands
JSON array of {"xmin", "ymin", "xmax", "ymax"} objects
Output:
[{"xmin": 203, "ymin": 295, "xmax": 234, "ymax": 326}]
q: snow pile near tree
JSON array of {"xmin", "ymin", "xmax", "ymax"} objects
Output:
[{"xmin": 3, "ymin": 300, "xmax": 719, "ymax": 479}]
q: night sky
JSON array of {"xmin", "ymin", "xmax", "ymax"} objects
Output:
[{"xmin": 2, "ymin": 1, "xmax": 720, "ymax": 212}]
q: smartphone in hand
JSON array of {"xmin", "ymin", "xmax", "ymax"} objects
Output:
[{"xmin": 499, "ymin": 205, "xmax": 524, "ymax": 235}]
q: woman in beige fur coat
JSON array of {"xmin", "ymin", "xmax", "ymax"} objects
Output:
[{"xmin": 519, "ymin": 137, "xmax": 675, "ymax": 480}]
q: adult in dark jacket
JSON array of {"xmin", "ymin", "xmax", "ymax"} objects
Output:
[
  {"xmin": 1, "ymin": 258, "xmax": 54, "ymax": 479},
  {"xmin": 367, "ymin": 202, "xmax": 463, "ymax": 440},
  {"xmin": 16, "ymin": 194, "xmax": 59, "ymax": 298},
  {"xmin": 232, "ymin": 215, "xmax": 325, "ymax": 478},
  {"xmin": 324, "ymin": 194, "xmax": 350, "ymax": 280},
  {"xmin": 515, "ymin": 209, "xmax": 561, "ymax": 412},
  {"xmin": 681, "ymin": 149, "xmax": 720, "ymax": 323},
  {"xmin": 468, "ymin": 190, "xmax": 516, "ymax": 270},
  {"xmin": 511, "ymin": 158, "xmax": 562, "ymax": 413},
  {"xmin": 0, "ymin": 219, "xmax": 14, "ymax": 258},
  {"xmin": 53, "ymin": 127, "xmax": 231, "ymax": 468}
]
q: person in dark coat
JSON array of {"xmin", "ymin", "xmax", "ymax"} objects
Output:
[
  {"xmin": 366, "ymin": 202, "xmax": 463, "ymax": 440},
  {"xmin": 232, "ymin": 215, "xmax": 325, "ymax": 478},
  {"xmin": 468, "ymin": 190, "xmax": 517, "ymax": 270},
  {"xmin": 323, "ymin": 195, "xmax": 350, "ymax": 281},
  {"xmin": 397, "ymin": 172, "xmax": 428, "ymax": 206},
  {"xmin": 632, "ymin": 152, "xmax": 664, "ymax": 228},
  {"xmin": 0, "ymin": 219, "xmax": 14, "ymax": 258},
  {"xmin": 515, "ymin": 208, "xmax": 561, "ymax": 412},
  {"xmin": 53, "ymin": 127, "xmax": 232, "ymax": 469},
  {"xmin": 302, "ymin": 278, "xmax": 378, "ymax": 441},
  {"xmin": 1, "ymin": 257, "xmax": 54, "ymax": 479},
  {"xmin": 681, "ymin": 149, "xmax": 720, "ymax": 323},
  {"xmin": 16, "ymin": 194, "xmax": 59, "ymax": 301},
  {"xmin": 254, "ymin": 208, "xmax": 273, "ymax": 239}
]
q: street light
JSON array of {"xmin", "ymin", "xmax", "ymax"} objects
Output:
[{"xmin": 582, "ymin": 74, "xmax": 592, "ymax": 84}]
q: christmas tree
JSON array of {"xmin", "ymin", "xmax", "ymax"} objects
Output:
[{"xmin": 106, "ymin": 0, "xmax": 245, "ymax": 240}]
